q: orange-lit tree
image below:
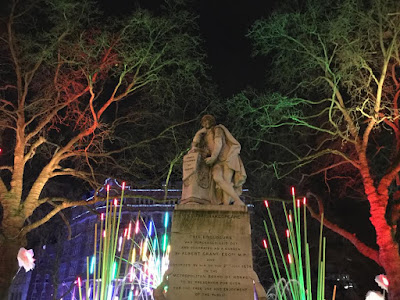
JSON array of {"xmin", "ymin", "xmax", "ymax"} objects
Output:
[
  {"xmin": 229, "ymin": 0, "xmax": 400, "ymax": 298},
  {"xmin": 0, "ymin": 0, "xmax": 209, "ymax": 296}
]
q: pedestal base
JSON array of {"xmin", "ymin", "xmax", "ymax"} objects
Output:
[{"xmin": 158, "ymin": 204, "xmax": 266, "ymax": 300}]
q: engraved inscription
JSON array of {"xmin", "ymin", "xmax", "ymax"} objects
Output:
[
  {"xmin": 167, "ymin": 208, "xmax": 254, "ymax": 300},
  {"xmin": 182, "ymin": 152, "xmax": 199, "ymax": 180}
]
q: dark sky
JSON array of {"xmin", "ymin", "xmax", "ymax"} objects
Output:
[
  {"xmin": 100, "ymin": 0, "xmax": 274, "ymax": 97},
  {"xmin": 197, "ymin": 0, "xmax": 274, "ymax": 96}
]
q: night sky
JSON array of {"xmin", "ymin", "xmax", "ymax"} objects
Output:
[{"xmin": 196, "ymin": 0, "xmax": 274, "ymax": 96}]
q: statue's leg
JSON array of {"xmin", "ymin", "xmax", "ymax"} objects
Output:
[
  {"xmin": 221, "ymin": 166, "xmax": 232, "ymax": 205},
  {"xmin": 222, "ymin": 164, "xmax": 245, "ymax": 205},
  {"xmin": 213, "ymin": 165, "xmax": 244, "ymax": 205}
]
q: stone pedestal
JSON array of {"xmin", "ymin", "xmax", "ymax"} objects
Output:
[{"xmin": 164, "ymin": 204, "xmax": 266, "ymax": 300}]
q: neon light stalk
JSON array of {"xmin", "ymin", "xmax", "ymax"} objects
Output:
[
  {"xmin": 73, "ymin": 182, "xmax": 171, "ymax": 299},
  {"xmin": 263, "ymin": 187, "xmax": 326, "ymax": 300}
]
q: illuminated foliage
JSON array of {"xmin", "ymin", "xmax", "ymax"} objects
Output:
[
  {"xmin": 232, "ymin": 0, "xmax": 400, "ymax": 298},
  {"xmin": 0, "ymin": 0, "xmax": 211, "ymax": 296}
]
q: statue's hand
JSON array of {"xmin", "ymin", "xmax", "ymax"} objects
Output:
[
  {"xmin": 188, "ymin": 147, "xmax": 197, "ymax": 154},
  {"xmin": 198, "ymin": 127, "xmax": 207, "ymax": 134},
  {"xmin": 205, "ymin": 156, "xmax": 217, "ymax": 165}
]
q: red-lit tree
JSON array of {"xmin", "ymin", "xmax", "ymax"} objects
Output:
[
  {"xmin": 229, "ymin": 0, "xmax": 400, "ymax": 298},
  {"xmin": 0, "ymin": 0, "xmax": 209, "ymax": 296}
]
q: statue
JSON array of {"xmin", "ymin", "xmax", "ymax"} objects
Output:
[{"xmin": 181, "ymin": 115, "xmax": 246, "ymax": 205}]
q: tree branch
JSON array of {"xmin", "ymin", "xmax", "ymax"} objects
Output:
[
  {"xmin": 59, "ymin": 119, "xmax": 196, "ymax": 160},
  {"xmin": 20, "ymin": 196, "xmax": 103, "ymax": 235},
  {"xmin": 48, "ymin": 201, "xmax": 72, "ymax": 240},
  {"xmin": 20, "ymin": 194, "xmax": 177, "ymax": 235},
  {"xmin": 306, "ymin": 191, "xmax": 380, "ymax": 265},
  {"xmin": 24, "ymin": 88, "xmax": 90, "ymax": 143},
  {"xmin": 270, "ymin": 148, "xmax": 360, "ymax": 179},
  {"xmin": 0, "ymin": 166, "xmax": 13, "ymax": 172},
  {"xmin": 24, "ymin": 136, "xmax": 46, "ymax": 163}
]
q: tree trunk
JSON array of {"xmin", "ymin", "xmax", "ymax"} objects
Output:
[
  {"xmin": 365, "ymin": 188, "xmax": 400, "ymax": 300},
  {"xmin": 0, "ymin": 212, "xmax": 26, "ymax": 300},
  {"xmin": 0, "ymin": 238, "xmax": 23, "ymax": 300},
  {"xmin": 375, "ymin": 217, "xmax": 400, "ymax": 300},
  {"xmin": 385, "ymin": 259, "xmax": 400, "ymax": 300}
]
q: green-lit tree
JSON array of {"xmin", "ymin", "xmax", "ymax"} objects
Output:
[
  {"xmin": 229, "ymin": 0, "xmax": 400, "ymax": 298},
  {"xmin": 0, "ymin": 0, "xmax": 211, "ymax": 296}
]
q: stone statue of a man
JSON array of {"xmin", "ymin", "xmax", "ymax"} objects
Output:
[{"xmin": 183, "ymin": 115, "xmax": 246, "ymax": 205}]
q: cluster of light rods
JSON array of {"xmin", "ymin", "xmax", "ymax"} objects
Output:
[
  {"xmin": 262, "ymin": 186, "xmax": 326, "ymax": 300},
  {"xmin": 73, "ymin": 183, "xmax": 171, "ymax": 300}
]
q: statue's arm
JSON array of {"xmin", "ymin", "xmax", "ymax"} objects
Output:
[
  {"xmin": 210, "ymin": 137, "xmax": 222, "ymax": 160},
  {"xmin": 191, "ymin": 128, "xmax": 206, "ymax": 149},
  {"xmin": 205, "ymin": 127, "xmax": 223, "ymax": 165}
]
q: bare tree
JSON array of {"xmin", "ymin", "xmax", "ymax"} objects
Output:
[
  {"xmin": 229, "ymin": 0, "xmax": 400, "ymax": 298},
  {"xmin": 0, "ymin": 0, "xmax": 210, "ymax": 296}
]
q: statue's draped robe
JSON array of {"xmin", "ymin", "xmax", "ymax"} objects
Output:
[{"xmin": 181, "ymin": 124, "xmax": 246, "ymax": 204}]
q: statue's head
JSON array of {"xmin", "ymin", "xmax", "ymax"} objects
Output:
[{"xmin": 201, "ymin": 115, "xmax": 216, "ymax": 129}]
